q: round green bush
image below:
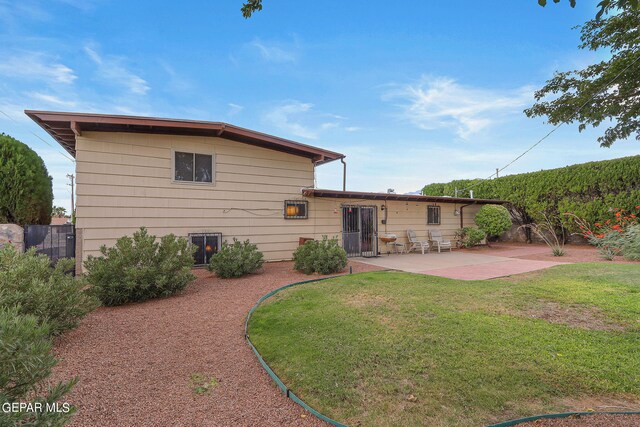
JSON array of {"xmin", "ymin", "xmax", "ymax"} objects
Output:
[
  {"xmin": 0, "ymin": 133, "xmax": 53, "ymax": 225},
  {"xmin": 84, "ymin": 228, "xmax": 196, "ymax": 306},
  {"xmin": 0, "ymin": 245, "xmax": 99, "ymax": 335},
  {"xmin": 208, "ymin": 238, "xmax": 264, "ymax": 278},
  {"xmin": 458, "ymin": 227, "xmax": 486, "ymax": 248},
  {"xmin": 293, "ymin": 236, "xmax": 347, "ymax": 275},
  {"xmin": 475, "ymin": 204, "xmax": 512, "ymax": 239}
]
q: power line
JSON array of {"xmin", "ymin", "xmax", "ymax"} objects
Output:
[
  {"xmin": 457, "ymin": 52, "xmax": 640, "ymax": 195},
  {"xmin": 0, "ymin": 110, "xmax": 76, "ymax": 163}
]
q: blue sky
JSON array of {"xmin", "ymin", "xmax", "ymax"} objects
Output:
[{"xmin": 1, "ymin": 0, "xmax": 638, "ymax": 212}]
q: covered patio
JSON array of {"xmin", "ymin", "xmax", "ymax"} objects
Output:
[{"xmin": 355, "ymin": 244, "xmax": 567, "ymax": 280}]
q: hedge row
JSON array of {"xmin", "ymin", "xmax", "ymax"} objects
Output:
[{"xmin": 421, "ymin": 155, "xmax": 640, "ymax": 231}]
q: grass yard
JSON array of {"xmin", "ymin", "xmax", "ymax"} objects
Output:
[{"xmin": 248, "ymin": 264, "xmax": 640, "ymax": 427}]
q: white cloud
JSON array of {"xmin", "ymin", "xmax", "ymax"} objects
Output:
[
  {"xmin": 0, "ymin": 100, "xmax": 32, "ymax": 123},
  {"xmin": 54, "ymin": 0, "xmax": 101, "ymax": 12},
  {"xmin": 262, "ymin": 100, "xmax": 347, "ymax": 139},
  {"xmin": 228, "ymin": 103, "xmax": 243, "ymax": 116},
  {"xmin": 345, "ymin": 126, "xmax": 362, "ymax": 132},
  {"xmin": 0, "ymin": 52, "xmax": 76, "ymax": 84},
  {"xmin": 320, "ymin": 122, "xmax": 339, "ymax": 130},
  {"xmin": 264, "ymin": 101, "xmax": 317, "ymax": 139},
  {"xmin": 85, "ymin": 46, "xmax": 150, "ymax": 95},
  {"xmin": 160, "ymin": 61, "xmax": 193, "ymax": 93},
  {"xmin": 27, "ymin": 92, "xmax": 77, "ymax": 107},
  {"xmin": 384, "ymin": 75, "xmax": 533, "ymax": 139},
  {"xmin": 249, "ymin": 38, "xmax": 298, "ymax": 63},
  {"xmin": 0, "ymin": 1, "xmax": 50, "ymax": 23}
]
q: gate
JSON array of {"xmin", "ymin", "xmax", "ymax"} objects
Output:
[
  {"xmin": 341, "ymin": 205, "xmax": 378, "ymax": 257},
  {"xmin": 24, "ymin": 224, "xmax": 75, "ymax": 264}
]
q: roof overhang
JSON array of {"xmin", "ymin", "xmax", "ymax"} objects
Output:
[
  {"xmin": 302, "ymin": 188, "xmax": 507, "ymax": 204},
  {"xmin": 24, "ymin": 110, "xmax": 345, "ymax": 165}
]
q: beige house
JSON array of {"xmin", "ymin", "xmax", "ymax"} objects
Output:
[{"xmin": 27, "ymin": 111, "xmax": 504, "ymax": 270}]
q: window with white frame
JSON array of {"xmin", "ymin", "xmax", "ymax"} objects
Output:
[
  {"xmin": 427, "ymin": 205, "xmax": 441, "ymax": 225},
  {"xmin": 174, "ymin": 151, "xmax": 214, "ymax": 183}
]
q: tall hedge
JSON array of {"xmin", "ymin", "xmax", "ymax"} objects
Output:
[
  {"xmin": 422, "ymin": 155, "xmax": 640, "ymax": 232},
  {"xmin": 0, "ymin": 134, "xmax": 53, "ymax": 225}
]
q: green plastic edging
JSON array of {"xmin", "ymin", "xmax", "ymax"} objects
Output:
[
  {"xmin": 485, "ymin": 410, "xmax": 640, "ymax": 427},
  {"xmin": 245, "ymin": 275, "xmax": 349, "ymax": 427},
  {"xmin": 245, "ymin": 274, "xmax": 640, "ymax": 427}
]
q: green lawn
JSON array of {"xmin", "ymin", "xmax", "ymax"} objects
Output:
[{"xmin": 248, "ymin": 264, "xmax": 640, "ymax": 427}]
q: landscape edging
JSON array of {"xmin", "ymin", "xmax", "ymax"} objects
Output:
[
  {"xmin": 485, "ymin": 410, "xmax": 640, "ymax": 427},
  {"xmin": 245, "ymin": 275, "xmax": 348, "ymax": 427}
]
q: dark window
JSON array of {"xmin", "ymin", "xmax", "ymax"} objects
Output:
[
  {"xmin": 195, "ymin": 154, "xmax": 213, "ymax": 182},
  {"xmin": 427, "ymin": 205, "xmax": 441, "ymax": 225},
  {"xmin": 189, "ymin": 233, "xmax": 222, "ymax": 265},
  {"xmin": 284, "ymin": 200, "xmax": 308, "ymax": 219},
  {"xmin": 174, "ymin": 152, "xmax": 213, "ymax": 183},
  {"xmin": 175, "ymin": 152, "xmax": 194, "ymax": 181}
]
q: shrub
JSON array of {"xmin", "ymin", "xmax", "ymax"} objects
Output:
[
  {"xmin": 568, "ymin": 207, "xmax": 640, "ymax": 260},
  {"xmin": 293, "ymin": 236, "xmax": 347, "ymax": 275},
  {"xmin": 84, "ymin": 228, "xmax": 195, "ymax": 306},
  {"xmin": 621, "ymin": 223, "xmax": 640, "ymax": 261},
  {"xmin": 475, "ymin": 204, "xmax": 512, "ymax": 239},
  {"xmin": 208, "ymin": 238, "xmax": 264, "ymax": 278},
  {"xmin": 519, "ymin": 213, "xmax": 565, "ymax": 257},
  {"xmin": 456, "ymin": 227, "xmax": 486, "ymax": 248},
  {"xmin": 0, "ymin": 133, "xmax": 53, "ymax": 225},
  {"xmin": 594, "ymin": 231, "xmax": 624, "ymax": 260},
  {"xmin": 0, "ymin": 246, "xmax": 98, "ymax": 335},
  {"xmin": 0, "ymin": 308, "xmax": 77, "ymax": 426},
  {"xmin": 422, "ymin": 155, "xmax": 640, "ymax": 238}
]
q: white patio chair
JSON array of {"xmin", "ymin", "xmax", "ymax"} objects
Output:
[
  {"xmin": 406, "ymin": 229, "xmax": 430, "ymax": 254},
  {"xmin": 429, "ymin": 229, "xmax": 452, "ymax": 253}
]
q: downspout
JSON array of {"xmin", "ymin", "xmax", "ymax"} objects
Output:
[
  {"xmin": 340, "ymin": 157, "xmax": 346, "ymax": 191},
  {"xmin": 459, "ymin": 202, "xmax": 476, "ymax": 228}
]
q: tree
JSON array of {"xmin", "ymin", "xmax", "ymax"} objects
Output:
[
  {"xmin": 52, "ymin": 206, "xmax": 67, "ymax": 218},
  {"xmin": 525, "ymin": 7, "xmax": 640, "ymax": 147},
  {"xmin": 241, "ymin": 0, "xmax": 262, "ymax": 18},
  {"xmin": 538, "ymin": 1, "xmax": 639, "ymax": 19},
  {"xmin": 0, "ymin": 134, "xmax": 53, "ymax": 225},
  {"xmin": 241, "ymin": 1, "xmax": 639, "ymax": 19}
]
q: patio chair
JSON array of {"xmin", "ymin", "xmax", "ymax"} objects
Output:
[
  {"xmin": 406, "ymin": 229, "xmax": 430, "ymax": 254},
  {"xmin": 429, "ymin": 229, "xmax": 452, "ymax": 253}
]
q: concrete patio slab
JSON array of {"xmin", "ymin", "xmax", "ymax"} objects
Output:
[
  {"xmin": 423, "ymin": 259, "xmax": 565, "ymax": 280},
  {"xmin": 355, "ymin": 249, "xmax": 567, "ymax": 280}
]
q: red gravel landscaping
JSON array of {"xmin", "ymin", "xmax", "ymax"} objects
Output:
[
  {"xmin": 460, "ymin": 242, "xmax": 640, "ymax": 264},
  {"xmin": 51, "ymin": 261, "xmax": 382, "ymax": 427}
]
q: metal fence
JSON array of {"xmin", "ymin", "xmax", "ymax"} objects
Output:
[{"xmin": 24, "ymin": 224, "xmax": 75, "ymax": 265}]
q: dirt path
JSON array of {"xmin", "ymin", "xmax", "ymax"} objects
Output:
[{"xmin": 52, "ymin": 261, "xmax": 382, "ymax": 427}]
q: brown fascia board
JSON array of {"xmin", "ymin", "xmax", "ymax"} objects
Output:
[
  {"xmin": 302, "ymin": 188, "xmax": 507, "ymax": 204},
  {"xmin": 24, "ymin": 110, "xmax": 344, "ymax": 164}
]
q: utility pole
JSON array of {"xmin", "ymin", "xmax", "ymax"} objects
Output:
[
  {"xmin": 66, "ymin": 174, "xmax": 75, "ymax": 218},
  {"xmin": 495, "ymin": 168, "xmax": 499, "ymax": 179}
]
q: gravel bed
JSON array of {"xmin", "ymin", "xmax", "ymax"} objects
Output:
[
  {"xmin": 515, "ymin": 413, "xmax": 640, "ymax": 426},
  {"xmin": 464, "ymin": 242, "xmax": 639, "ymax": 264},
  {"xmin": 51, "ymin": 261, "xmax": 382, "ymax": 427}
]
